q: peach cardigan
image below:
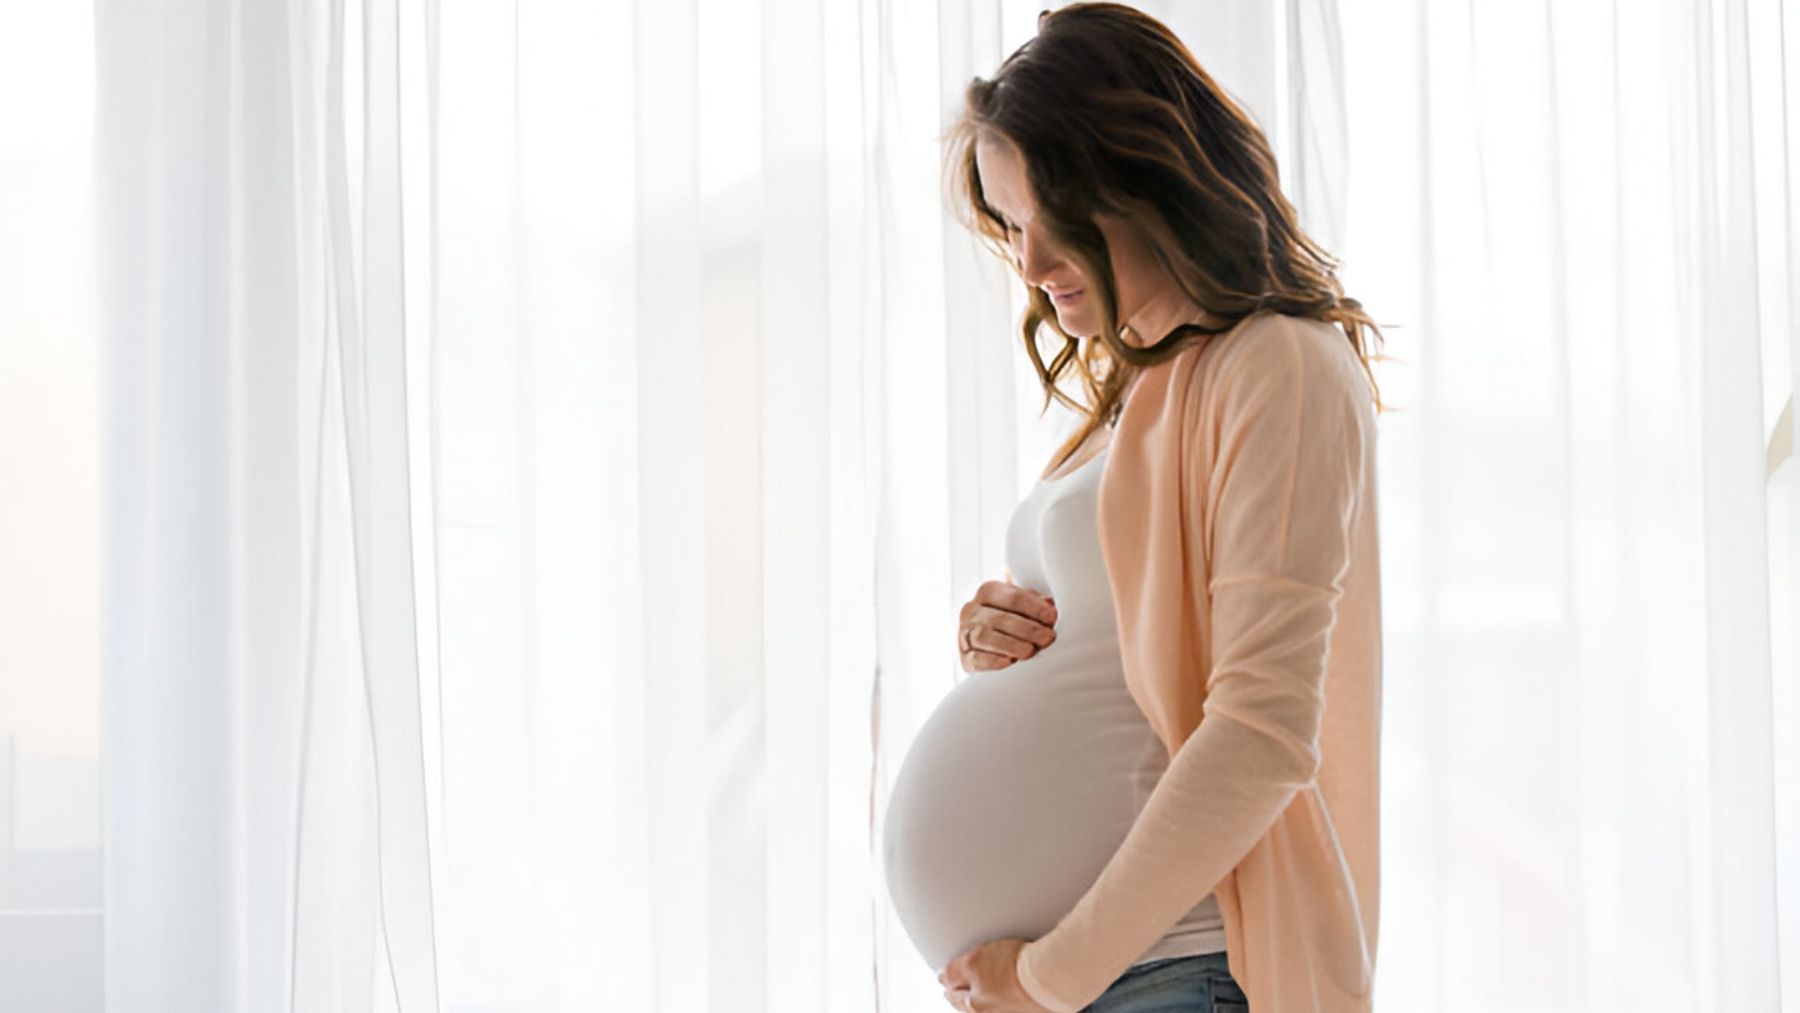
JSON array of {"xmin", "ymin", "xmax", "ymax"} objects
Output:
[{"xmin": 1015, "ymin": 311, "xmax": 1382, "ymax": 1012}]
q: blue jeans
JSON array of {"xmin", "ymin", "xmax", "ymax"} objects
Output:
[{"xmin": 1079, "ymin": 951, "xmax": 1249, "ymax": 1013}]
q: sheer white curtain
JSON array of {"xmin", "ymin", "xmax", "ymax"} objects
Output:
[
  {"xmin": 96, "ymin": 1, "xmax": 440, "ymax": 1009},
  {"xmin": 82, "ymin": 2, "xmax": 1797, "ymax": 1013},
  {"xmin": 92, "ymin": 0, "xmax": 1078, "ymax": 1010},
  {"xmin": 1336, "ymin": 0, "xmax": 1800, "ymax": 1010}
]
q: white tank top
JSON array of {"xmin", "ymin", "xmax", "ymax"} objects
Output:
[{"xmin": 882, "ymin": 433, "xmax": 1226, "ymax": 975}]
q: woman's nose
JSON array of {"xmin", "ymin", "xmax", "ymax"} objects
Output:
[{"xmin": 1015, "ymin": 229, "xmax": 1060, "ymax": 287}]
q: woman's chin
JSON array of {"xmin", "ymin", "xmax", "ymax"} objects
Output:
[{"xmin": 1053, "ymin": 310, "xmax": 1093, "ymax": 337}]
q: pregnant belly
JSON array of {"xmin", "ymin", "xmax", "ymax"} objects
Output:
[{"xmin": 881, "ymin": 645, "xmax": 1165, "ymax": 973}]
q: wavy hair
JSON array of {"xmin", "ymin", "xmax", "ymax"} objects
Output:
[{"xmin": 942, "ymin": 2, "xmax": 1393, "ymax": 475}]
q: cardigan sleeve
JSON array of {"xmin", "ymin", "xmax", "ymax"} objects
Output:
[{"xmin": 1013, "ymin": 324, "xmax": 1371, "ymax": 1013}]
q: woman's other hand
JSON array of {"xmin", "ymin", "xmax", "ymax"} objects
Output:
[{"xmin": 938, "ymin": 938, "xmax": 1054, "ymax": 1012}]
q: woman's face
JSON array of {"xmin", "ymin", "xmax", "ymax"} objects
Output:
[{"xmin": 974, "ymin": 133, "xmax": 1208, "ymax": 346}]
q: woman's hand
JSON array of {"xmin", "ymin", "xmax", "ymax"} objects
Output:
[
  {"xmin": 938, "ymin": 938, "xmax": 1054, "ymax": 1012},
  {"xmin": 957, "ymin": 574, "xmax": 1058, "ymax": 674}
]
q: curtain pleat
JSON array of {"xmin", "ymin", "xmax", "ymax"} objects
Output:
[{"xmin": 1678, "ymin": 0, "xmax": 1786, "ymax": 1006}]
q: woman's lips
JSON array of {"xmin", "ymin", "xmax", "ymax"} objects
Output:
[{"xmin": 1051, "ymin": 288, "xmax": 1084, "ymax": 305}]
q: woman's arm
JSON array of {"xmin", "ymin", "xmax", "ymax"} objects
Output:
[{"xmin": 1015, "ymin": 323, "xmax": 1373, "ymax": 1013}]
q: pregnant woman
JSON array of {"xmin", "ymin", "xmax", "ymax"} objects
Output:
[{"xmin": 880, "ymin": 5, "xmax": 1387, "ymax": 1013}]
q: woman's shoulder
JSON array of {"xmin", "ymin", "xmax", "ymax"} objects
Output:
[
  {"xmin": 1197, "ymin": 310, "xmax": 1339, "ymax": 369},
  {"xmin": 1185, "ymin": 311, "xmax": 1361, "ymax": 400},
  {"xmin": 1118, "ymin": 314, "xmax": 1358, "ymax": 439}
]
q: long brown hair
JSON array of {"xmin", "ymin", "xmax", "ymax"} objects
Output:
[{"xmin": 942, "ymin": 2, "xmax": 1391, "ymax": 475}]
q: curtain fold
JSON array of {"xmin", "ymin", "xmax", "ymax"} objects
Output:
[
  {"xmin": 97, "ymin": 1, "xmax": 248, "ymax": 1008},
  {"xmin": 85, "ymin": 1, "xmax": 1796, "ymax": 1012},
  {"xmin": 1676, "ymin": 0, "xmax": 1785, "ymax": 1004},
  {"xmin": 299, "ymin": 0, "xmax": 442, "ymax": 1006}
]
